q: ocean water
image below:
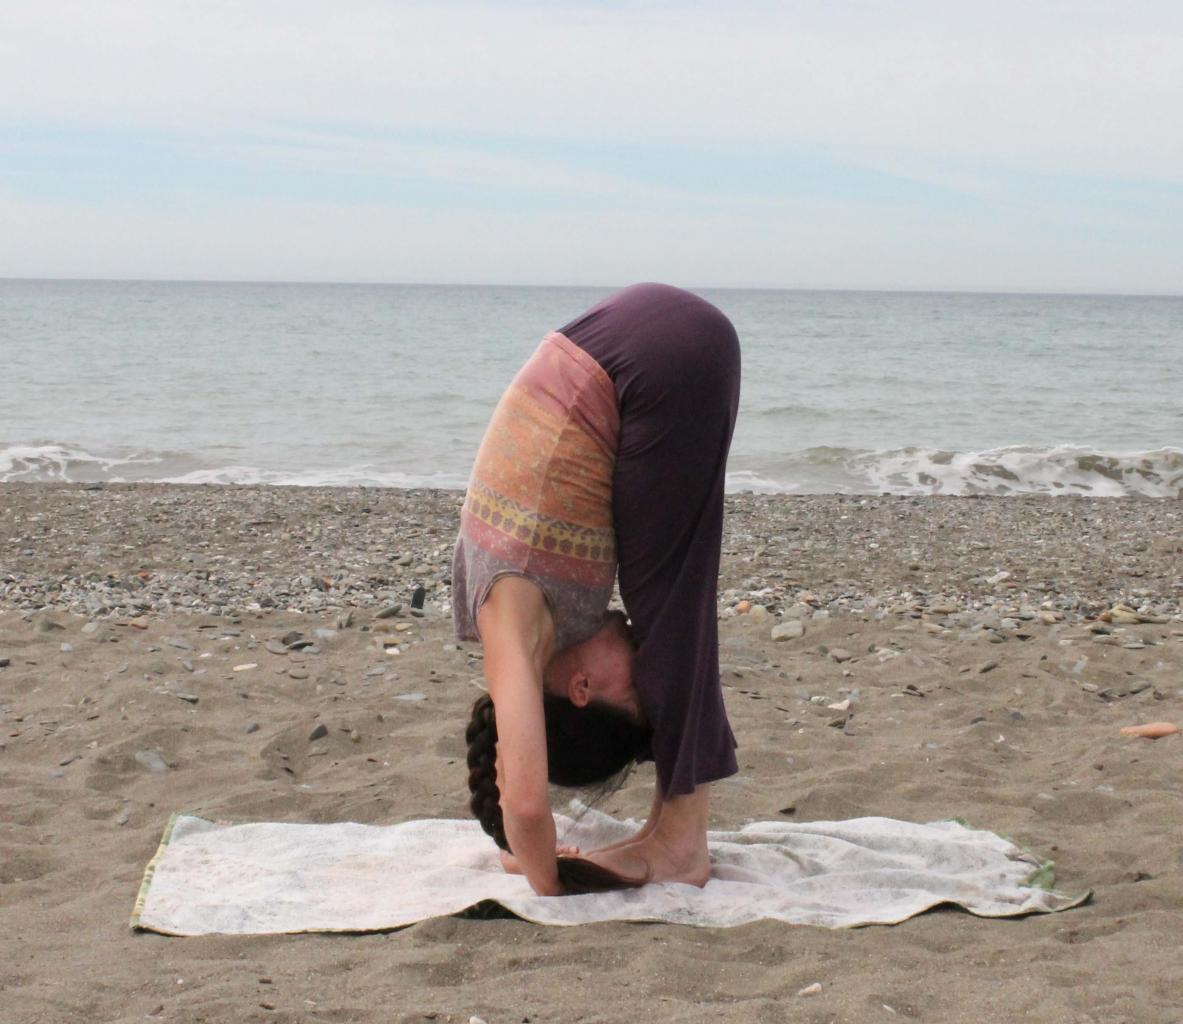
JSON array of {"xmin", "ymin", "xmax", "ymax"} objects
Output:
[{"xmin": 2, "ymin": 279, "xmax": 1181, "ymax": 497}]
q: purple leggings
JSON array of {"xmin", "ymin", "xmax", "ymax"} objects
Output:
[{"xmin": 559, "ymin": 283, "xmax": 740, "ymax": 796}]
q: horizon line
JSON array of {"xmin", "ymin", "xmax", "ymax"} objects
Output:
[{"xmin": 2, "ymin": 275, "xmax": 1181, "ymax": 300}]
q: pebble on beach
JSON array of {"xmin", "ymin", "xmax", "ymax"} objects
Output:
[
  {"xmin": 134, "ymin": 750, "xmax": 169, "ymax": 773},
  {"xmin": 771, "ymin": 621, "xmax": 805, "ymax": 642}
]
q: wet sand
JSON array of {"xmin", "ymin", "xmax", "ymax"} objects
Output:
[{"xmin": 2, "ymin": 484, "xmax": 1181, "ymax": 1024}]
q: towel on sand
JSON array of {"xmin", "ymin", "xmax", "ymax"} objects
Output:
[{"xmin": 131, "ymin": 805, "xmax": 1088, "ymax": 935}]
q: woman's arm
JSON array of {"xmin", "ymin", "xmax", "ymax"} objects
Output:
[
  {"xmin": 478, "ymin": 577, "xmax": 562, "ymax": 896},
  {"xmin": 490, "ymin": 658, "xmax": 560, "ymax": 894}
]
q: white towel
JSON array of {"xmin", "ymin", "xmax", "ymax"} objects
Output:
[{"xmin": 130, "ymin": 804, "xmax": 1088, "ymax": 934}]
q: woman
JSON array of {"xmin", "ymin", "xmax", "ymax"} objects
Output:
[{"xmin": 453, "ymin": 283, "xmax": 740, "ymax": 895}]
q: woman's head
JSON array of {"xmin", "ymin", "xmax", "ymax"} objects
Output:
[
  {"xmin": 544, "ymin": 611, "xmax": 643, "ymax": 726},
  {"xmin": 464, "ymin": 692, "xmax": 651, "ymax": 838}
]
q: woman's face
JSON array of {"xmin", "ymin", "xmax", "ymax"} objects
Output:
[
  {"xmin": 545, "ymin": 613, "xmax": 646, "ymax": 725},
  {"xmin": 586, "ymin": 624, "xmax": 644, "ymax": 725}
]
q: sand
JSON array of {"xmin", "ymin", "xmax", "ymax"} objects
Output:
[{"xmin": 2, "ymin": 484, "xmax": 1181, "ymax": 1024}]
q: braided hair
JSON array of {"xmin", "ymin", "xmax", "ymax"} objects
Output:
[
  {"xmin": 465, "ymin": 692, "xmax": 652, "ymax": 893},
  {"xmin": 465, "ymin": 693, "xmax": 509, "ymax": 851}
]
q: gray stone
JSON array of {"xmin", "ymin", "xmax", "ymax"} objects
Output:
[
  {"xmin": 308, "ymin": 723, "xmax": 329, "ymax": 741},
  {"xmin": 165, "ymin": 637, "xmax": 193, "ymax": 650},
  {"xmin": 376, "ymin": 605, "xmax": 404, "ymax": 619},
  {"xmin": 771, "ymin": 620, "xmax": 805, "ymax": 642},
  {"xmin": 265, "ymin": 639, "xmax": 289, "ymax": 656},
  {"xmin": 134, "ymin": 750, "xmax": 169, "ymax": 773},
  {"xmin": 829, "ymin": 648, "xmax": 853, "ymax": 663},
  {"xmin": 154, "ymin": 684, "xmax": 199, "ymax": 704}
]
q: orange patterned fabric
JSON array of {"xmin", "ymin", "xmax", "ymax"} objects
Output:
[{"xmin": 452, "ymin": 331, "xmax": 620, "ymax": 649}]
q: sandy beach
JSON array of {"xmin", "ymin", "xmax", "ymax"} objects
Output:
[{"xmin": 2, "ymin": 484, "xmax": 1181, "ymax": 1024}]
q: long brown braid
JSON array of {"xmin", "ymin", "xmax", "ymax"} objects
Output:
[
  {"xmin": 465, "ymin": 693, "xmax": 508, "ymax": 850},
  {"xmin": 464, "ymin": 693, "xmax": 650, "ymax": 894}
]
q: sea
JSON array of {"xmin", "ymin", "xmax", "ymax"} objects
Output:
[{"xmin": 1, "ymin": 279, "xmax": 1180, "ymax": 497}]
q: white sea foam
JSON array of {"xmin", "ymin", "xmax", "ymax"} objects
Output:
[
  {"xmin": 158, "ymin": 464, "xmax": 469, "ymax": 490},
  {"xmin": 6, "ymin": 441, "xmax": 1181, "ymax": 497},
  {"xmin": 723, "ymin": 470, "xmax": 805, "ymax": 494},
  {"xmin": 0, "ymin": 443, "xmax": 468, "ymax": 489},
  {"xmin": 730, "ymin": 444, "xmax": 1183, "ymax": 496},
  {"xmin": 855, "ymin": 444, "xmax": 1183, "ymax": 497},
  {"xmin": 0, "ymin": 443, "xmax": 166, "ymax": 483}
]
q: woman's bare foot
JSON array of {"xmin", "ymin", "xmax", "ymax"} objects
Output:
[
  {"xmin": 585, "ymin": 832, "xmax": 710, "ymax": 887},
  {"xmin": 585, "ymin": 781, "xmax": 713, "ymax": 886}
]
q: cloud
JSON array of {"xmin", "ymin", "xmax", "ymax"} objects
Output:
[
  {"xmin": 2, "ymin": 2, "xmax": 1181, "ymax": 289},
  {"xmin": 3, "ymin": 1, "xmax": 1181, "ymax": 183}
]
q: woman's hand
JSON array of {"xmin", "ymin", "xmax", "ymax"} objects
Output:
[{"xmin": 499, "ymin": 844, "xmax": 581, "ymax": 875}]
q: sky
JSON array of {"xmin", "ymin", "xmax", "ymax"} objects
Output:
[{"xmin": 2, "ymin": 1, "xmax": 1181, "ymax": 292}]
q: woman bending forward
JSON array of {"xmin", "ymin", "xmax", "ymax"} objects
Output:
[{"xmin": 453, "ymin": 283, "xmax": 740, "ymax": 895}]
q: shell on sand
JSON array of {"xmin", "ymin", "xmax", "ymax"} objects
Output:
[{"xmin": 1119, "ymin": 722, "xmax": 1181, "ymax": 739}]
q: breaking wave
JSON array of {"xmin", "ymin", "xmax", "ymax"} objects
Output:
[
  {"xmin": 0, "ymin": 443, "xmax": 468, "ymax": 490},
  {"xmin": 4, "ymin": 441, "xmax": 1182, "ymax": 496},
  {"xmin": 728, "ymin": 444, "xmax": 1183, "ymax": 496}
]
